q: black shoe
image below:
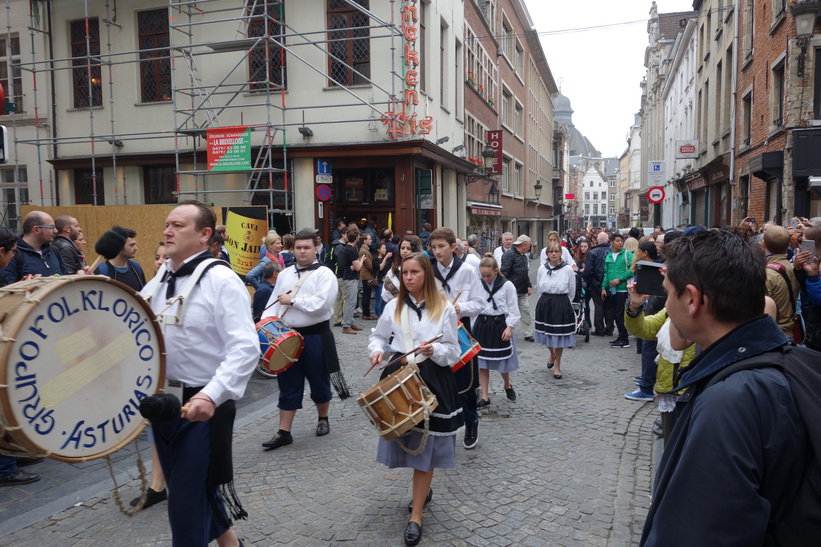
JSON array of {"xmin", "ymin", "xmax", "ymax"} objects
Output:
[
  {"xmin": 333, "ymin": 322, "xmax": 342, "ymax": 327},
  {"xmin": 608, "ymin": 338, "xmax": 621, "ymax": 346},
  {"xmin": 463, "ymin": 421, "xmax": 479, "ymax": 449},
  {"xmin": 404, "ymin": 521, "xmax": 422, "ymax": 546},
  {"xmin": 591, "ymin": 330, "xmax": 606, "ymax": 337},
  {"xmin": 609, "ymin": 339, "xmax": 630, "ymax": 348},
  {"xmin": 262, "ymin": 432, "xmax": 293, "ymax": 450},
  {"xmin": 477, "ymin": 398, "xmax": 491, "ymax": 409},
  {"xmin": 505, "ymin": 387, "xmax": 517, "ymax": 402},
  {"xmin": 524, "ymin": 336, "xmax": 535, "ymax": 342},
  {"xmin": 407, "ymin": 488, "xmax": 433, "ymax": 513},
  {"xmin": 0, "ymin": 469, "xmax": 40, "ymax": 487},
  {"xmin": 15, "ymin": 457, "xmax": 43, "ymax": 467},
  {"xmin": 129, "ymin": 487, "xmax": 168, "ymax": 509},
  {"xmin": 316, "ymin": 420, "xmax": 330, "ymax": 436},
  {"xmin": 547, "ymin": 360, "xmax": 555, "ymax": 370}
]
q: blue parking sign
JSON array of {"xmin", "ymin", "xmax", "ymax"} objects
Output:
[{"xmin": 317, "ymin": 159, "xmax": 332, "ymax": 175}]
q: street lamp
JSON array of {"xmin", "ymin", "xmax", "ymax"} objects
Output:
[
  {"xmin": 466, "ymin": 142, "xmax": 498, "ymax": 184},
  {"xmin": 792, "ymin": 0, "xmax": 820, "ymax": 77},
  {"xmin": 526, "ymin": 180, "xmax": 543, "ymax": 204}
]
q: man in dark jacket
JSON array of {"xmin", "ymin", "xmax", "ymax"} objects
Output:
[
  {"xmin": 641, "ymin": 229, "xmax": 812, "ymax": 546},
  {"xmin": 501, "ymin": 234, "xmax": 533, "ymax": 341},
  {"xmin": 1, "ymin": 211, "xmax": 65, "ymax": 284},
  {"xmin": 52, "ymin": 214, "xmax": 84, "ymax": 275},
  {"xmin": 583, "ymin": 231, "xmax": 612, "ymax": 336}
]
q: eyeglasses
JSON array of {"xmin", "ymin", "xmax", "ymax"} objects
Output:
[{"xmin": 36, "ymin": 225, "xmax": 56, "ymax": 230}]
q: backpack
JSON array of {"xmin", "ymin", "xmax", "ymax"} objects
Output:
[
  {"xmin": 326, "ymin": 241, "xmax": 344, "ymax": 276},
  {"xmin": 705, "ymin": 344, "xmax": 821, "ymax": 546}
]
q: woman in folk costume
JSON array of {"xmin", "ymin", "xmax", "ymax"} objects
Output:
[
  {"xmin": 368, "ymin": 252, "xmax": 463, "ymax": 546},
  {"xmin": 534, "ymin": 241, "xmax": 577, "ymax": 379},
  {"xmin": 381, "ymin": 235, "xmax": 422, "ymax": 303},
  {"xmin": 474, "ymin": 255, "xmax": 521, "ymax": 408}
]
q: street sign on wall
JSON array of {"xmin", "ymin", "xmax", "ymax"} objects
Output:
[
  {"xmin": 675, "ymin": 140, "xmax": 699, "ymax": 159},
  {"xmin": 648, "ymin": 161, "xmax": 665, "ymax": 187}
]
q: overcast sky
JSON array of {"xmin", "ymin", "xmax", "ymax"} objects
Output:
[{"xmin": 523, "ymin": 0, "xmax": 696, "ymax": 158}]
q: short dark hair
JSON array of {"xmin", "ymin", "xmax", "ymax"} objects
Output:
[
  {"xmin": 628, "ymin": 227, "xmax": 642, "ymax": 239},
  {"xmin": 610, "ymin": 232, "xmax": 624, "ymax": 242},
  {"xmin": 55, "ymin": 215, "xmax": 76, "ymax": 234},
  {"xmin": 209, "ymin": 231, "xmax": 224, "ymax": 246},
  {"xmin": 638, "ymin": 240, "xmax": 659, "ymax": 260},
  {"xmin": 0, "ymin": 226, "xmax": 16, "ymax": 252},
  {"xmin": 177, "ymin": 200, "xmax": 216, "ymax": 232},
  {"xmin": 664, "ymin": 229, "xmax": 764, "ymax": 323},
  {"xmin": 294, "ymin": 228, "xmax": 317, "ymax": 243}
]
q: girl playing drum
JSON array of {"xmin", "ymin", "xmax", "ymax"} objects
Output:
[
  {"xmin": 368, "ymin": 252, "xmax": 463, "ymax": 546},
  {"xmin": 474, "ymin": 255, "xmax": 521, "ymax": 408}
]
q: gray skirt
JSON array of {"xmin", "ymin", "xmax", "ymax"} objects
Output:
[{"xmin": 376, "ymin": 429, "xmax": 458, "ymax": 471}]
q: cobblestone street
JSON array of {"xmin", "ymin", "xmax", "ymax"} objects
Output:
[{"xmin": 1, "ymin": 283, "xmax": 660, "ymax": 546}]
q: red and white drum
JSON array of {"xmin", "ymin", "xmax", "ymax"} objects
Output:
[
  {"xmin": 451, "ymin": 320, "xmax": 481, "ymax": 373},
  {"xmin": 0, "ymin": 276, "xmax": 165, "ymax": 463},
  {"xmin": 256, "ymin": 317, "xmax": 304, "ymax": 374}
]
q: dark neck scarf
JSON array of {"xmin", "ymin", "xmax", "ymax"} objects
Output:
[
  {"xmin": 433, "ymin": 253, "xmax": 463, "ymax": 294},
  {"xmin": 403, "ymin": 294, "xmax": 426, "ymax": 320},
  {"xmin": 481, "ymin": 275, "xmax": 507, "ymax": 311},
  {"xmin": 295, "ymin": 262, "xmax": 321, "ymax": 278},
  {"xmin": 543, "ymin": 261, "xmax": 567, "ymax": 276},
  {"xmin": 162, "ymin": 250, "xmax": 213, "ymax": 299}
]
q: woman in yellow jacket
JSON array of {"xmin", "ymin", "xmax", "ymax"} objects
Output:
[{"xmin": 624, "ymin": 285, "xmax": 696, "ymax": 443}]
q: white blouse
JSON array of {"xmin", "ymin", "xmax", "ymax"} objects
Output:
[
  {"xmin": 536, "ymin": 262, "xmax": 576, "ymax": 302},
  {"xmin": 479, "ymin": 277, "xmax": 521, "ymax": 328},
  {"xmin": 368, "ymin": 296, "xmax": 461, "ymax": 368}
]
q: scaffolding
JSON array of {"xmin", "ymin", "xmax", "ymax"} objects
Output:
[{"xmin": 3, "ymin": 0, "xmax": 418, "ymax": 230}]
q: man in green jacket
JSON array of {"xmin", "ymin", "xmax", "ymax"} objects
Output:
[{"xmin": 601, "ymin": 233, "xmax": 634, "ymax": 348}]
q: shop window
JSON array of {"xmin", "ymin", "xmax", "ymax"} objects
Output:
[{"xmin": 333, "ymin": 167, "xmax": 394, "ymax": 204}]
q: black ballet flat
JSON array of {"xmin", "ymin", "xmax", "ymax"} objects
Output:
[
  {"xmin": 553, "ymin": 373, "xmax": 563, "ymax": 380},
  {"xmin": 404, "ymin": 521, "xmax": 422, "ymax": 546}
]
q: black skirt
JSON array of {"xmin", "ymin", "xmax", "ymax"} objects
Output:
[
  {"xmin": 380, "ymin": 357, "xmax": 464, "ymax": 434},
  {"xmin": 473, "ymin": 314, "xmax": 512, "ymax": 360},
  {"xmin": 535, "ymin": 293, "xmax": 575, "ymax": 336}
]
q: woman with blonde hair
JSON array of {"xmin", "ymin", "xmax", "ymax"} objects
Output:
[
  {"xmin": 245, "ymin": 231, "xmax": 284, "ymax": 289},
  {"xmin": 368, "ymin": 252, "xmax": 463, "ymax": 546}
]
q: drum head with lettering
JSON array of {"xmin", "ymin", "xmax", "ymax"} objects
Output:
[{"xmin": 0, "ymin": 276, "xmax": 165, "ymax": 462}]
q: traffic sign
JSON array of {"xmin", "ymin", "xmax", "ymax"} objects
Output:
[
  {"xmin": 316, "ymin": 184, "xmax": 332, "ymax": 201},
  {"xmin": 647, "ymin": 186, "xmax": 665, "ymax": 204},
  {"xmin": 648, "ymin": 161, "xmax": 665, "ymax": 187},
  {"xmin": 317, "ymin": 159, "xmax": 332, "ymax": 175},
  {"xmin": 316, "ymin": 174, "xmax": 333, "ymax": 184}
]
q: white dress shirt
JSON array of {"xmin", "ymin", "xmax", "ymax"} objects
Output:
[
  {"xmin": 368, "ymin": 297, "xmax": 460, "ymax": 368},
  {"xmin": 141, "ymin": 256, "xmax": 260, "ymax": 406},
  {"xmin": 263, "ymin": 263, "xmax": 338, "ymax": 327},
  {"xmin": 539, "ymin": 246, "xmax": 576, "ymax": 270},
  {"xmin": 480, "ymin": 277, "xmax": 521, "ymax": 328},
  {"xmin": 434, "ymin": 257, "xmax": 485, "ymax": 319},
  {"xmin": 493, "ymin": 245, "xmax": 511, "ymax": 265}
]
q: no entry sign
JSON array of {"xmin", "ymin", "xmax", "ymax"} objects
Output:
[{"xmin": 648, "ymin": 186, "xmax": 665, "ymax": 204}]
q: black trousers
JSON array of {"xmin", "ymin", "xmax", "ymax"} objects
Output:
[{"xmin": 590, "ymin": 287, "xmax": 614, "ymax": 334}]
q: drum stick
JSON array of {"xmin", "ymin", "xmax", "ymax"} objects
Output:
[
  {"xmin": 261, "ymin": 290, "xmax": 292, "ymax": 315},
  {"xmin": 364, "ymin": 334, "xmax": 444, "ymax": 377},
  {"xmin": 88, "ymin": 254, "xmax": 105, "ymax": 273},
  {"xmin": 451, "ymin": 291, "xmax": 462, "ymax": 304}
]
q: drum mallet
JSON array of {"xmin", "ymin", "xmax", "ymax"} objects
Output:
[
  {"xmin": 139, "ymin": 393, "xmax": 189, "ymax": 424},
  {"xmin": 451, "ymin": 291, "xmax": 462, "ymax": 304},
  {"xmin": 88, "ymin": 227, "xmax": 128, "ymax": 273},
  {"xmin": 363, "ymin": 334, "xmax": 443, "ymax": 377}
]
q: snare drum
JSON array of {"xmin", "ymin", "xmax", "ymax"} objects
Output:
[
  {"xmin": 0, "ymin": 276, "xmax": 165, "ymax": 463},
  {"xmin": 256, "ymin": 317, "xmax": 304, "ymax": 374},
  {"xmin": 451, "ymin": 320, "xmax": 481, "ymax": 373},
  {"xmin": 357, "ymin": 363, "xmax": 438, "ymax": 441}
]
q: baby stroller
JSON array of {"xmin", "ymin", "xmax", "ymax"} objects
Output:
[{"xmin": 572, "ymin": 270, "xmax": 590, "ymax": 343}]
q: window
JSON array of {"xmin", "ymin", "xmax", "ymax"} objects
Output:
[
  {"xmin": 138, "ymin": 10, "xmax": 171, "ymax": 103},
  {"xmin": 3, "ymin": 186, "xmax": 28, "ymax": 232},
  {"xmin": 584, "ymin": 203, "xmax": 589, "ymax": 214},
  {"xmin": 742, "ymin": 0, "xmax": 753, "ymax": 61},
  {"xmin": 514, "ymin": 163, "xmax": 521, "ymax": 195},
  {"xmin": 74, "ymin": 168, "xmax": 105, "ymax": 205},
  {"xmin": 501, "ymin": 157, "xmax": 511, "ymax": 193},
  {"xmin": 610, "ymin": 193, "xmax": 616, "ymax": 202},
  {"xmin": 609, "ymin": 206, "xmax": 615, "ymax": 215},
  {"xmin": 501, "ymin": 88, "xmax": 512, "ymax": 126},
  {"xmin": 515, "ymin": 42, "xmax": 523, "ymax": 75},
  {"xmin": 0, "ymin": 36, "xmax": 22, "ymax": 113},
  {"xmin": 248, "ymin": 0, "xmax": 287, "ymax": 91},
  {"xmin": 501, "ymin": 19, "xmax": 512, "ymax": 59},
  {"xmin": 514, "ymin": 101, "xmax": 523, "ymax": 135},
  {"xmin": 772, "ymin": 63, "xmax": 785, "ymax": 127},
  {"xmin": 327, "ymin": 0, "xmax": 370, "ymax": 86},
  {"xmin": 592, "ymin": 192, "xmax": 598, "ymax": 200},
  {"xmin": 742, "ymin": 91, "xmax": 752, "ymax": 145},
  {"xmin": 440, "ymin": 22, "xmax": 446, "ymax": 105},
  {"xmin": 71, "ymin": 18, "xmax": 102, "ymax": 108},
  {"xmin": 0, "ymin": 166, "xmax": 27, "ymax": 183},
  {"xmin": 584, "ymin": 191, "xmax": 590, "ymax": 200},
  {"xmin": 593, "ymin": 204, "xmax": 599, "ymax": 215},
  {"xmin": 773, "ymin": 0, "xmax": 785, "ymax": 21},
  {"xmin": 610, "ymin": 179, "xmax": 616, "ymax": 187},
  {"xmin": 143, "ymin": 166, "xmax": 176, "ymax": 204},
  {"xmin": 815, "ymin": 48, "xmax": 821, "ymax": 119},
  {"xmin": 479, "ymin": 0, "xmax": 496, "ymax": 35}
]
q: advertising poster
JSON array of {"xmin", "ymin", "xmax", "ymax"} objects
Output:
[
  {"xmin": 222, "ymin": 206, "xmax": 268, "ymax": 275},
  {"xmin": 207, "ymin": 126, "xmax": 251, "ymax": 172}
]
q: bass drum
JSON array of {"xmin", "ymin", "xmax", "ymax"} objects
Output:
[{"xmin": 0, "ymin": 276, "xmax": 165, "ymax": 463}]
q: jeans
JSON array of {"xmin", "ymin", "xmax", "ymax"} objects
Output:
[
  {"xmin": 342, "ymin": 279, "xmax": 359, "ymax": 327},
  {"xmin": 611, "ymin": 291, "xmax": 629, "ymax": 341},
  {"xmin": 638, "ymin": 338, "xmax": 658, "ymax": 394},
  {"xmin": 374, "ymin": 282, "xmax": 385, "ymax": 317},
  {"xmin": 0, "ymin": 455, "xmax": 16, "ymax": 477}
]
